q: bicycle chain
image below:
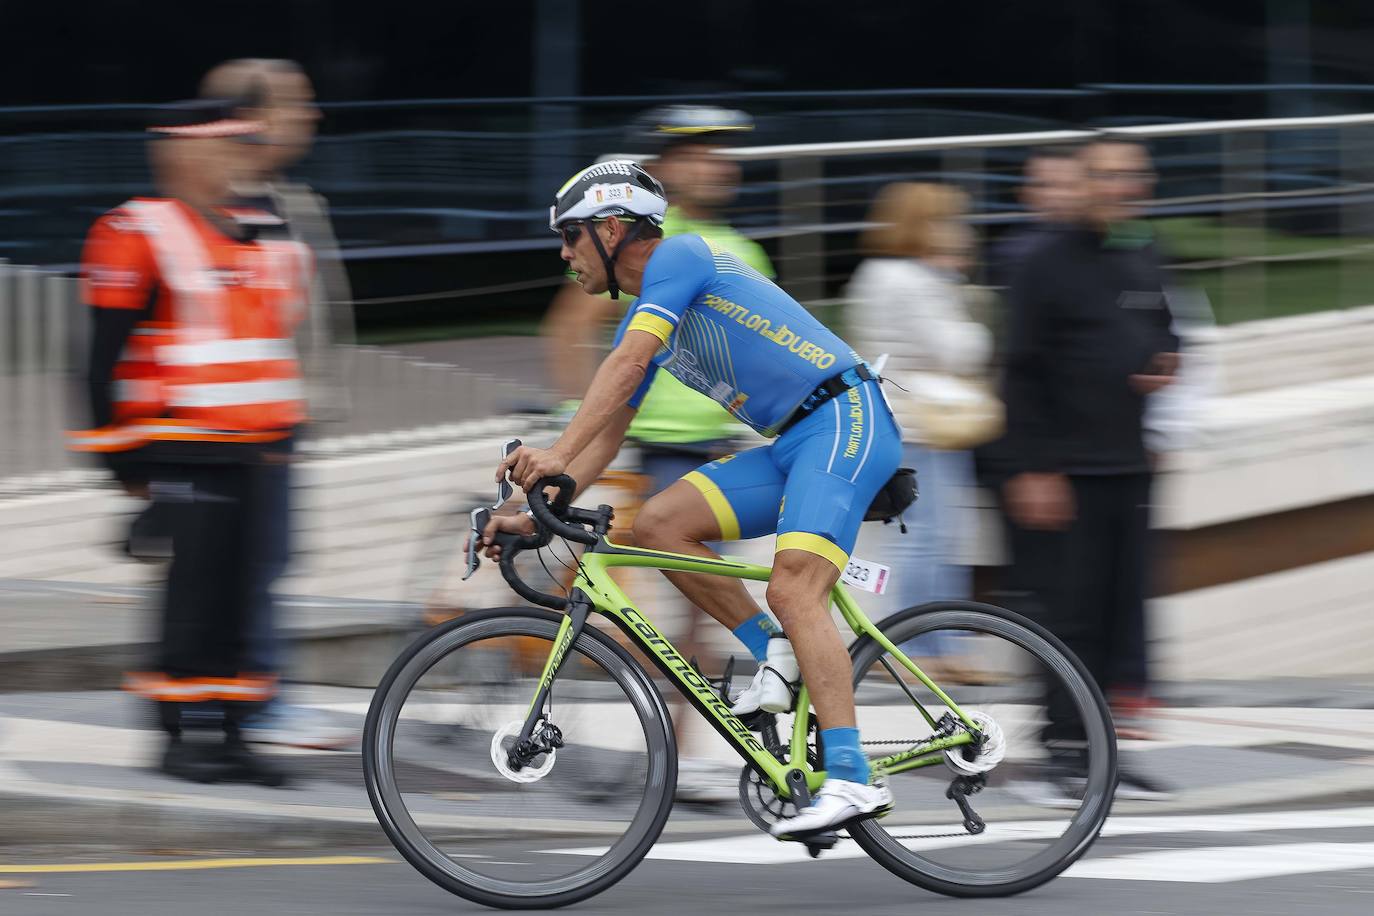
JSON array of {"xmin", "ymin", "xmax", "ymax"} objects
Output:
[
  {"xmin": 859, "ymin": 735, "xmax": 976, "ymax": 840},
  {"xmin": 749, "ymin": 726, "xmax": 972, "ymax": 842}
]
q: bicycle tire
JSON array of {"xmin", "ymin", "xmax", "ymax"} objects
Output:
[
  {"xmin": 363, "ymin": 607, "xmax": 677, "ymax": 910},
  {"xmin": 846, "ymin": 600, "xmax": 1116, "ymax": 898}
]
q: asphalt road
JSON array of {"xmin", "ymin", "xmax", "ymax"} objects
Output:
[{"xmin": 6, "ymin": 812, "xmax": 1374, "ymax": 916}]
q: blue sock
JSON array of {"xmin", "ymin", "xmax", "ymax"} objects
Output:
[
  {"xmin": 821, "ymin": 727, "xmax": 870, "ymax": 784},
  {"xmin": 732, "ymin": 612, "xmax": 780, "ymax": 662}
]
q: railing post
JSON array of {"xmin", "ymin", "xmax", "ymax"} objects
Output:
[
  {"xmin": 1220, "ymin": 130, "xmax": 1267, "ymax": 322},
  {"xmin": 42, "ymin": 275, "xmax": 76, "ymax": 475},
  {"xmin": 0, "ymin": 262, "xmax": 12, "ymax": 480},
  {"xmin": 778, "ymin": 155, "xmax": 824, "ymax": 306},
  {"xmin": 15, "ymin": 268, "xmax": 42, "ymax": 478},
  {"xmin": 1338, "ymin": 124, "xmax": 1374, "ymax": 311}
]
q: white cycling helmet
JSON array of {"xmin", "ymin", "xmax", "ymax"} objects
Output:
[
  {"xmin": 549, "ymin": 159, "xmax": 668, "ymax": 298},
  {"xmin": 549, "ymin": 158, "xmax": 668, "ymax": 229}
]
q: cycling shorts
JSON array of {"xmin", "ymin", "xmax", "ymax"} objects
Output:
[{"xmin": 680, "ymin": 380, "xmax": 902, "ymax": 572}]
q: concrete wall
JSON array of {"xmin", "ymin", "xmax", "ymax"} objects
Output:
[{"xmin": 4, "ymin": 307, "xmax": 1374, "ymax": 679}]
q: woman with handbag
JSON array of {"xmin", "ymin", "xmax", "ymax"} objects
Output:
[{"xmin": 845, "ymin": 183, "xmax": 1002, "ymax": 680}]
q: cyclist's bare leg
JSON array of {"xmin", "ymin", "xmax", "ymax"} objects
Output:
[
  {"xmin": 768, "ymin": 549, "xmax": 855, "ymax": 729},
  {"xmin": 631, "ymin": 481, "xmax": 761, "ymax": 631},
  {"xmin": 635, "ymin": 482, "xmax": 857, "ymax": 728}
]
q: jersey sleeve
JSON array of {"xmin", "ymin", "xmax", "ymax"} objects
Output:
[
  {"xmin": 612, "ymin": 304, "xmax": 659, "ymax": 409},
  {"xmin": 622, "ymin": 235, "xmax": 715, "ymax": 346},
  {"xmin": 80, "ymin": 212, "xmax": 156, "ymax": 310}
]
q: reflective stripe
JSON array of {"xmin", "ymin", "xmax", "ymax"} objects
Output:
[
  {"xmin": 138, "ymin": 423, "xmax": 287, "ymax": 441},
  {"xmin": 682, "ymin": 471, "xmax": 741, "ymax": 541},
  {"xmin": 776, "ymin": 531, "xmax": 849, "ymax": 573},
  {"xmin": 67, "ymin": 426, "xmax": 146, "ymax": 451},
  {"xmin": 124, "ymin": 672, "xmax": 276, "ymax": 702},
  {"xmin": 158, "ymin": 337, "xmax": 297, "ymax": 366},
  {"xmin": 69, "ymin": 422, "xmax": 288, "ymax": 451},
  {"xmin": 125, "ymin": 200, "xmax": 229, "ymax": 331},
  {"xmin": 165, "ymin": 379, "xmax": 304, "ymax": 408}
]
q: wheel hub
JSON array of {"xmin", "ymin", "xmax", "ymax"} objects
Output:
[
  {"xmin": 944, "ymin": 710, "xmax": 1007, "ymax": 776},
  {"xmin": 490, "ymin": 720, "xmax": 558, "ymax": 783}
]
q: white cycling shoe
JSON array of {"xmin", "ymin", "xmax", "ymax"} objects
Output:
[
  {"xmin": 729, "ymin": 638, "xmax": 800, "ymax": 716},
  {"xmin": 770, "ymin": 778, "xmax": 894, "ymax": 838}
]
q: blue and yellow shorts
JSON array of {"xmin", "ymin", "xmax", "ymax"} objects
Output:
[{"xmin": 680, "ymin": 380, "xmax": 902, "ymax": 572}]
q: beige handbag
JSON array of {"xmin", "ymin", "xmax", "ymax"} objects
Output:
[{"xmin": 900, "ymin": 371, "xmax": 1005, "ymax": 451}]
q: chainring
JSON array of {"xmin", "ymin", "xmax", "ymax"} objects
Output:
[
  {"xmin": 737, "ymin": 765, "xmax": 799, "ymax": 832},
  {"xmin": 736, "ymin": 715, "xmax": 819, "ymax": 833}
]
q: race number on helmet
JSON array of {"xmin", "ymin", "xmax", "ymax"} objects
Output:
[{"xmin": 549, "ymin": 159, "xmax": 668, "ymax": 230}]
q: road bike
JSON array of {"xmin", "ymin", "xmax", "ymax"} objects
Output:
[{"xmin": 364, "ymin": 471, "xmax": 1116, "ymax": 909}]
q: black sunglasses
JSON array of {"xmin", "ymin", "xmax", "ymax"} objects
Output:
[{"xmin": 558, "ymin": 221, "xmax": 586, "ymax": 246}]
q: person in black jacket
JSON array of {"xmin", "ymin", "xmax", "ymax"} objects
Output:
[
  {"xmin": 1001, "ymin": 138, "xmax": 1179, "ymax": 800},
  {"xmin": 986, "ymin": 146, "xmax": 1086, "ymax": 289}
]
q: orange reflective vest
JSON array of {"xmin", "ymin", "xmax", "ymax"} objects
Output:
[{"xmin": 71, "ymin": 198, "xmax": 311, "ymax": 452}]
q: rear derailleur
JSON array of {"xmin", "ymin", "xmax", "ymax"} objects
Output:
[{"xmin": 946, "ymin": 773, "xmax": 986, "ymax": 835}]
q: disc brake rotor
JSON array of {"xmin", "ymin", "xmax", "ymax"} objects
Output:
[{"xmin": 490, "ymin": 720, "xmax": 556, "ymax": 783}]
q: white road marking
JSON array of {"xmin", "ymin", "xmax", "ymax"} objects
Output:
[
  {"xmin": 1066, "ymin": 842, "xmax": 1374, "ymax": 883},
  {"xmin": 551, "ymin": 805, "xmax": 1374, "ymax": 868}
]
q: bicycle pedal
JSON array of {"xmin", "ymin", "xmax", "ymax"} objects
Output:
[{"xmin": 786, "ymin": 829, "xmax": 839, "ymax": 857}]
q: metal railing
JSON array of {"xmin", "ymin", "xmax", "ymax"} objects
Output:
[
  {"xmin": 7, "ymin": 83, "xmax": 1372, "ymax": 265},
  {"xmin": 5, "ymin": 109, "xmax": 1374, "ymax": 488},
  {"xmin": 0, "ymin": 261, "xmax": 547, "ymax": 488},
  {"xmin": 723, "ymin": 111, "xmax": 1374, "ymax": 317}
]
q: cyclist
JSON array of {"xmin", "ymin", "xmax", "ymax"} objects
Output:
[
  {"xmin": 478, "ymin": 159, "xmax": 902, "ymax": 837},
  {"xmin": 541, "ymin": 105, "xmax": 770, "ymax": 803}
]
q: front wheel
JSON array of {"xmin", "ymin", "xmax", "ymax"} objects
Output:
[
  {"xmin": 363, "ymin": 608, "xmax": 677, "ymax": 910},
  {"xmin": 847, "ymin": 601, "xmax": 1116, "ymax": 897}
]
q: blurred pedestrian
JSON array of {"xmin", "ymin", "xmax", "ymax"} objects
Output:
[
  {"xmin": 200, "ymin": 59, "xmax": 355, "ymax": 749},
  {"xmin": 1001, "ymin": 137, "xmax": 1178, "ymax": 799},
  {"xmin": 71, "ymin": 100, "xmax": 313, "ymax": 785},
  {"xmin": 846, "ymin": 183, "xmax": 999, "ymax": 680},
  {"xmin": 987, "ymin": 147, "xmax": 1087, "ymax": 288},
  {"xmin": 979, "ymin": 148, "xmax": 1087, "ymax": 653},
  {"xmin": 539, "ymin": 105, "xmax": 769, "ymax": 803}
]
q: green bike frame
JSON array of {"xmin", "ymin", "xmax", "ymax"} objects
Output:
[{"xmin": 526, "ymin": 538, "xmax": 981, "ymax": 797}]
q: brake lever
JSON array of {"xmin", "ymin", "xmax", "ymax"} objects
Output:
[{"xmin": 462, "ymin": 507, "xmax": 492, "ymax": 581}]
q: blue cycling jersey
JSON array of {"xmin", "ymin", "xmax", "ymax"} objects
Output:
[{"xmin": 614, "ymin": 235, "xmax": 863, "ymax": 437}]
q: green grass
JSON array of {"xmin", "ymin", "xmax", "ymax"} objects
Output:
[{"xmin": 1155, "ymin": 217, "xmax": 1374, "ymax": 324}]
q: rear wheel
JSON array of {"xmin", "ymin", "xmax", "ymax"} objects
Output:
[
  {"xmin": 847, "ymin": 601, "xmax": 1115, "ymax": 897},
  {"xmin": 363, "ymin": 608, "xmax": 676, "ymax": 909}
]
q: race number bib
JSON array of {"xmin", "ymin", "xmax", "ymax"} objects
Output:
[{"xmin": 841, "ymin": 556, "xmax": 890, "ymax": 595}]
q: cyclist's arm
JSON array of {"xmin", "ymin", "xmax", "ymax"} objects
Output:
[
  {"xmin": 563, "ymin": 402, "xmax": 636, "ymax": 499},
  {"xmin": 549, "ymin": 237, "xmax": 712, "ymax": 466},
  {"xmin": 549, "ymin": 328, "xmax": 661, "ymax": 467},
  {"xmin": 476, "ymin": 402, "xmax": 634, "ymax": 554}
]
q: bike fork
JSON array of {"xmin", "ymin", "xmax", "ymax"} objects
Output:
[{"xmin": 509, "ymin": 592, "xmax": 591, "ymax": 770}]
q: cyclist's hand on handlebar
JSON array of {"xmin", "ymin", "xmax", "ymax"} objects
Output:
[
  {"xmin": 497, "ymin": 445, "xmax": 568, "ymax": 493},
  {"xmin": 466, "ymin": 511, "xmax": 537, "ymax": 561}
]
